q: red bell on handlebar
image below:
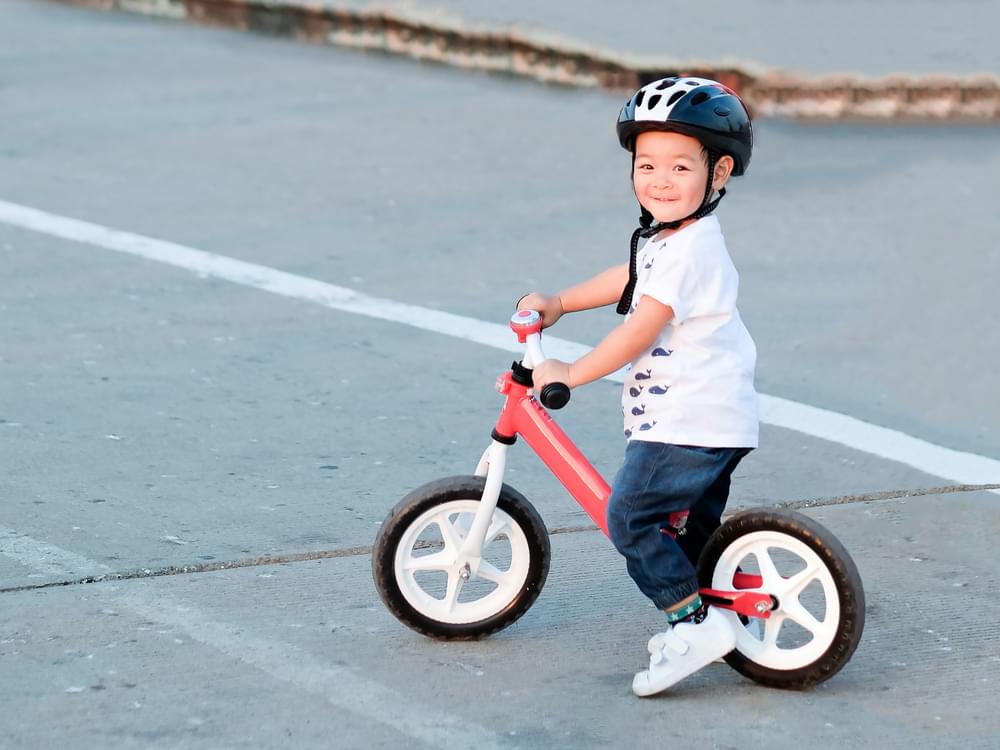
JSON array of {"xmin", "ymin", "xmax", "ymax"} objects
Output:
[{"xmin": 509, "ymin": 310, "xmax": 543, "ymax": 343}]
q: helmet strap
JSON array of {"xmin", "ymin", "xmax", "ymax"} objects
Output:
[
  {"xmin": 616, "ymin": 225, "xmax": 646, "ymax": 315},
  {"xmin": 687, "ymin": 150, "xmax": 726, "ymax": 222}
]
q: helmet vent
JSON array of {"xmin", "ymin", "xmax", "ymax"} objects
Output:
[
  {"xmin": 685, "ymin": 80, "xmax": 700, "ymax": 86},
  {"xmin": 635, "ymin": 90, "xmax": 646, "ymax": 107},
  {"xmin": 691, "ymin": 91, "xmax": 711, "ymax": 105},
  {"xmin": 647, "ymin": 94, "xmax": 662, "ymax": 109},
  {"xmin": 667, "ymin": 90, "xmax": 687, "ymax": 106},
  {"xmin": 656, "ymin": 78, "xmax": 677, "ymax": 90}
]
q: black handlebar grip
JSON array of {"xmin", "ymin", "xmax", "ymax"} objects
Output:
[{"xmin": 539, "ymin": 383, "xmax": 571, "ymax": 410}]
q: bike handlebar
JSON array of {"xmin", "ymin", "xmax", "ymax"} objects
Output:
[
  {"xmin": 510, "ymin": 310, "xmax": 571, "ymax": 410},
  {"xmin": 539, "ymin": 382, "xmax": 571, "ymax": 410}
]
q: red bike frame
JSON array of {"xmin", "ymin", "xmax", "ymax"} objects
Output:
[{"xmin": 495, "ymin": 312, "xmax": 773, "ymax": 620}]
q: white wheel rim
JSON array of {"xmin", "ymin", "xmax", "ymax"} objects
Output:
[
  {"xmin": 712, "ymin": 530, "xmax": 841, "ymax": 670},
  {"xmin": 394, "ymin": 500, "xmax": 532, "ymax": 625}
]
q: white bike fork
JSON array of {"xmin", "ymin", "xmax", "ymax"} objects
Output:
[
  {"xmin": 455, "ymin": 440, "xmax": 508, "ymax": 570},
  {"xmin": 459, "ymin": 327, "xmax": 537, "ymax": 571}
]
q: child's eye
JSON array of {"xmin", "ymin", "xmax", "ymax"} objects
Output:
[{"xmin": 673, "ymin": 165, "xmax": 689, "ymax": 172}]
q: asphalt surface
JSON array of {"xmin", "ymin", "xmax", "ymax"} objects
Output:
[{"xmin": 2, "ymin": 2, "xmax": 999, "ymax": 748}]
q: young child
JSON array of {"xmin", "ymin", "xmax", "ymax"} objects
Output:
[{"xmin": 518, "ymin": 77, "xmax": 758, "ymax": 697}]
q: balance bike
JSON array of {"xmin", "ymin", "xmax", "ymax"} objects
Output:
[{"xmin": 372, "ymin": 310, "xmax": 865, "ymax": 689}]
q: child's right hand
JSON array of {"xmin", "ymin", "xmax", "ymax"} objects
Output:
[{"xmin": 516, "ymin": 292, "xmax": 564, "ymax": 328}]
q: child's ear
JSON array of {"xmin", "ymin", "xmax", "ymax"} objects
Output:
[{"xmin": 713, "ymin": 155, "xmax": 735, "ymax": 190}]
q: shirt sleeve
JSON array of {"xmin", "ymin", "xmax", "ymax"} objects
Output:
[
  {"xmin": 642, "ymin": 245, "xmax": 738, "ymax": 323},
  {"xmin": 640, "ymin": 251, "xmax": 699, "ymax": 323}
]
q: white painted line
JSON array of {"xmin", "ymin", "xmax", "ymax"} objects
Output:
[
  {"xmin": 127, "ymin": 594, "xmax": 507, "ymax": 749},
  {"xmin": 0, "ymin": 528, "xmax": 509, "ymax": 748},
  {"xmin": 0, "ymin": 525, "xmax": 111, "ymax": 579},
  {"xmin": 1, "ymin": 198, "xmax": 998, "ymax": 492}
]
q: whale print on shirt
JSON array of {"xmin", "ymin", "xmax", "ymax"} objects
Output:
[
  {"xmin": 629, "ymin": 385, "xmax": 644, "ymax": 398},
  {"xmin": 634, "ymin": 369, "xmax": 652, "ymax": 381},
  {"xmin": 631, "ymin": 404, "xmax": 646, "ymax": 416},
  {"xmin": 648, "ymin": 385, "xmax": 670, "ymax": 395},
  {"xmin": 651, "ymin": 347, "xmax": 673, "ymax": 357}
]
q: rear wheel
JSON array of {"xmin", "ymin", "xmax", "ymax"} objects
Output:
[
  {"xmin": 697, "ymin": 509, "xmax": 865, "ymax": 689},
  {"xmin": 372, "ymin": 476, "xmax": 550, "ymax": 639}
]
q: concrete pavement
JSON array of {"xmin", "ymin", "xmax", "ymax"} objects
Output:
[
  {"xmin": 3, "ymin": 491, "xmax": 998, "ymax": 748},
  {"xmin": 2, "ymin": 2, "xmax": 998, "ymax": 747}
]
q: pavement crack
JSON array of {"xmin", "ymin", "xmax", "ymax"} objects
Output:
[
  {"xmin": 766, "ymin": 482, "xmax": 1000, "ymax": 510},
  {"xmin": 0, "ymin": 546, "xmax": 371, "ymax": 595},
  {"xmin": 2, "ymin": 483, "xmax": 994, "ymax": 595}
]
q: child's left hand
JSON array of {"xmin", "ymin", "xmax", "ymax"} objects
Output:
[{"xmin": 532, "ymin": 359, "xmax": 573, "ymax": 393}]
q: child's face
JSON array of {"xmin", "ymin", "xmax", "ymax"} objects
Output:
[{"xmin": 632, "ymin": 131, "xmax": 732, "ymax": 224}]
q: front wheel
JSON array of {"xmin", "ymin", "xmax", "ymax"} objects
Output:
[
  {"xmin": 372, "ymin": 476, "xmax": 550, "ymax": 639},
  {"xmin": 697, "ymin": 508, "xmax": 866, "ymax": 689}
]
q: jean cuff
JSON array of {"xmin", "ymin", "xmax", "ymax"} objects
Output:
[{"xmin": 651, "ymin": 578, "xmax": 699, "ymax": 610}]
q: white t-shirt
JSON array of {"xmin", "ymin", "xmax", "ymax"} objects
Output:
[{"xmin": 621, "ymin": 215, "xmax": 758, "ymax": 448}]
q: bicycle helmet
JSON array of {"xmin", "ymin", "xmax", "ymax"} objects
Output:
[
  {"xmin": 615, "ymin": 76, "xmax": 753, "ymax": 315},
  {"xmin": 617, "ymin": 76, "xmax": 753, "ymax": 176}
]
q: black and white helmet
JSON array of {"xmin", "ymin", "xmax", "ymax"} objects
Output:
[{"xmin": 617, "ymin": 76, "xmax": 753, "ymax": 176}]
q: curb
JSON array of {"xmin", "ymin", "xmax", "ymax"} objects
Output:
[{"xmin": 58, "ymin": 0, "xmax": 1000, "ymax": 122}]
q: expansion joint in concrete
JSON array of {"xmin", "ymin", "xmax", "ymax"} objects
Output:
[{"xmin": 2, "ymin": 483, "xmax": 995, "ymax": 595}]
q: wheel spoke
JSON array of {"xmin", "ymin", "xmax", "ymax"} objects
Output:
[
  {"xmin": 434, "ymin": 511, "xmax": 464, "ymax": 552},
  {"xmin": 443, "ymin": 570, "xmax": 463, "ymax": 613},
  {"xmin": 476, "ymin": 560, "xmax": 507, "ymax": 584},
  {"xmin": 484, "ymin": 516, "xmax": 510, "ymax": 544},
  {"xmin": 782, "ymin": 561, "xmax": 820, "ymax": 598},
  {"xmin": 402, "ymin": 549, "xmax": 453, "ymax": 573},
  {"xmin": 782, "ymin": 598, "xmax": 824, "ymax": 636},
  {"xmin": 761, "ymin": 614, "xmax": 783, "ymax": 648},
  {"xmin": 753, "ymin": 545, "xmax": 783, "ymax": 591}
]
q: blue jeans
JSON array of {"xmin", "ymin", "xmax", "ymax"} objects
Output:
[{"xmin": 606, "ymin": 441, "xmax": 752, "ymax": 609}]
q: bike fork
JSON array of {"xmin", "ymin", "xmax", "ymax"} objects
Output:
[{"xmin": 458, "ymin": 440, "xmax": 508, "ymax": 562}]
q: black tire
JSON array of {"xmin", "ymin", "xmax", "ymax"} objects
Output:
[
  {"xmin": 697, "ymin": 508, "xmax": 866, "ymax": 689},
  {"xmin": 372, "ymin": 476, "xmax": 550, "ymax": 640}
]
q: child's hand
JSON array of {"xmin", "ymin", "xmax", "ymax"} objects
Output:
[
  {"xmin": 531, "ymin": 358, "xmax": 573, "ymax": 392},
  {"xmin": 516, "ymin": 292, "xmax": 564, "ymax": 328}
]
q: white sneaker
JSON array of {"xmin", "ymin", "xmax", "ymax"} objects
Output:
[{"xmin": 632, "ymin": 608, "xmax": 737, "ymax": 697}]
